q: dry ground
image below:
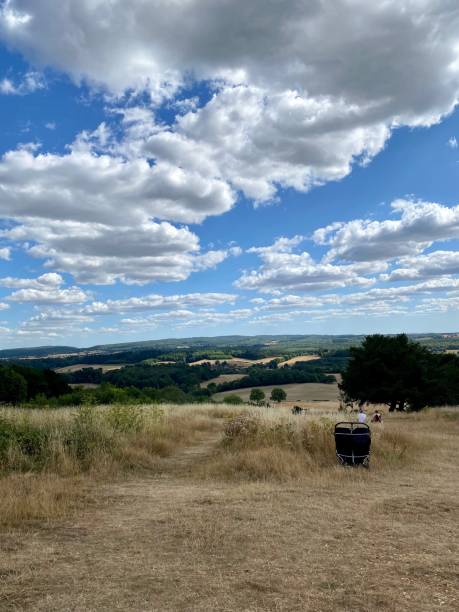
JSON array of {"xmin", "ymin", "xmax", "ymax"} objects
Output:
[{"xmin": 0, "ymin": 408, "xmax": 458, "ymax": 611}]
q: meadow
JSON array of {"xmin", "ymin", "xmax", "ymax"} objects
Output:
[
  {"xmin": 213, "ymin": 381, "xmax": 340, "ymax": 407},
  {"xmin": 0, "ymin": 403, "xmax": 458, "ymax": 611}
]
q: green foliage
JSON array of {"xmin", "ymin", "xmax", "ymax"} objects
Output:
[
  {"xmin": 105, "ymin": 405, "xmax": 145, "ymax": 433},
  {"xmin": 223, "ymin": 394, "xmax": 244, "ymax": 405},
  {"xmin": 0, "ymin": 368, "xmax": 27, "ymax": 404},
  {"xmin": 0, "ymin": 415, "xmax": 49, "ymax": 458},
  {"xmin": 270, "ymin": 388, "xmax": 287, "ymax": 402},
  {"xmin": 341, "ymin": 334, "xmax": 459, "ymax": 411},
  {"xmin": 216, "ymin": 362, "xmax": 335, "ymax": 393},
  {"xmin": 0, "ymin": 364, "xmax": 69, "ymax": 404},
  {"xmin": 250, "ymin": 388, "xmax": 265, "ymax": 403}
]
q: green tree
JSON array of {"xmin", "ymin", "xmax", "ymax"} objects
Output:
[
  {"xmin": 249, "ymin": 388, "xmax": 265, "ymax": 404},
  {"xmin": 270, "ymin": 388, "xmax": 287, "ymax": 402},
  {"xmin": 340, "ymin": 334, "xmax": 433, "ymax": 411},
  {"xmin": 223, "ymin": 394, "xmax": 244, "ymax": 405},
  {"xmin": 0, "ymin": 367, "xmax": 27, "ymax": 404}
]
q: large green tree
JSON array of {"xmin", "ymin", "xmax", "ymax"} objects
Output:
[{"xmin": 340, "ymin": 334, "xmax": 435, "ymax": 411}]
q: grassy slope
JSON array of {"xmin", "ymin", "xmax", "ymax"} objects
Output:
[{"xmin": 0, "ymin": 406, "xmax": 458, "ymax": 611}]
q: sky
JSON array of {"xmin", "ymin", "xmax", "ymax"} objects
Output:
[{"xmin": 0, "ymin": 0, "xmax": 458, "ymax": 348}]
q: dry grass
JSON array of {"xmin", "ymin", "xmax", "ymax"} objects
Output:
[
  {"xmin": 0, "ymin": 403, "xmax": 223, "ymax": 525},
  {"xmin": 198, "ymin": 408, "xmax": 427, "ymax": 482},
  {"xmin": 213, "ymin": 381, "xmax": 340, "ymax": 406},
  {"xmin": 278, "ymin": 354, "xmax": 321, "ymax": 366},
  {"xmin": 0, "ymin": 405, "xmax": 458, "ymax": 611},
  {"xmin": 54, "ymin": 363, "xmax": 126, "ymax": 373}
]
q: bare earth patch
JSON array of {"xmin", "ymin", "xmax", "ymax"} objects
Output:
[{"xmin": 0, "ymin": 409, "xmax": 458, "ymax": 611}]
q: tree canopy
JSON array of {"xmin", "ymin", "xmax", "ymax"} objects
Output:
[{"xmin": 340, "ymin": 334, "xmax": 459, "ymax": 411}]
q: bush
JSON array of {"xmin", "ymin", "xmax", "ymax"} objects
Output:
[
  {"xmin": 271, "ymin": 388, "xmax": 287, "ymax": 402},
  {"xmin": 105, "ymin": 405, "xmax": 145, "ymax": 433},
  {"xmin": 250, "ymin": 388, "xmax": 265, "ymax": 404},
  {"xmin": 223, "ymin": 394, "xmax": 244, "ymax": 405}
]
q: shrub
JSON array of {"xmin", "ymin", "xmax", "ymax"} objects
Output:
[
  {"xmin": 105, "ymin": 405, "xmax": 145, "ymax": 433},
  {"xmin": 270, "ymin": 388, "xmax": 287, "ymax": 402},
  {"xmin": 223, "ymin": 394, "xmax": 244, "ymax": 405},
  {"xmin": 249, "ymin": 388, "xmax": 265, "ymax": 404}
]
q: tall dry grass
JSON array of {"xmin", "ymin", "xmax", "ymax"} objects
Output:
[
  {"xmin": 0, "ymin": 403, "xmax": 228, "ymax": 525},
  {"xmin": 199, "ymin": 407, "xmax": 429, "ymax": 481}
]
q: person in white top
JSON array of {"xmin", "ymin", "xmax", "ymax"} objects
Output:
[{"xmin": 357, "ymin": 407, "xmax": 367, "ymax": 423}]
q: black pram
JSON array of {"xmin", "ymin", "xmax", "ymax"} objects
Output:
[{"xmin": 334, "ymin": 422, "xmax": 371, "ymax": 467}]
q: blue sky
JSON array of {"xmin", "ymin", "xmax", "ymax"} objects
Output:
[{"xmin": 0, "ymin": 0, "xmax": 459, "ymax": 347}]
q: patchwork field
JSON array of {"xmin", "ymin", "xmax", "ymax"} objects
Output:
[
  {"xmin": 0, "ymin": 404, "xmax": 457, "ymax": 611},
  {"xmin": 189, "ymin": 356, "xmax": 280, "ymax": 367}
]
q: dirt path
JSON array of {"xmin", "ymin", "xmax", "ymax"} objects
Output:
[{"xmin": 1, "ymin": 425, "xmax": 458, "ymax": 611}]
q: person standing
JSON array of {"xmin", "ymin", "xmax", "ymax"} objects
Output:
[{"xmin": 358, "ymin": 407, "xmax": 367, "ymax": 423}]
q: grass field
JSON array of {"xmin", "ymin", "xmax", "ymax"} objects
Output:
[
  {"xmin": 278, "ymin": 354, "xmax": 320, "ymax": 366},
  {"xmin": 189, "ymin": 356, "xmax": 280, "ymax": 367},
  {"xmin": 214, "ymin": 381, "xmax": 340, "ymax": 407},
  {"xmin": 54, "ymin": 363, "xmax": 126, "ymax": 373},
  {"xmin": 1, "ymin": 404, "xmax": 458, "ymax": 611},
  {"xmin": 200, "ymin": 373, "xmax": 246, "ymax": 387}
]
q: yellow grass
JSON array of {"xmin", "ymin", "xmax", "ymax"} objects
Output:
[
  {"xmin": 1, "ymin": 405, "xmax": 458, "ymax": 611},
  {"xmin": 200, "ymin": 373, "xmax": 246, "ymax": 387},
  {"xmin": 54, "ymin": 363, "xmax": 126, "ymax": 373},
  {"xmin": 278, "ymin": 354, "xmax": 321, "ymax": 366},
  {"xmin": 213, "ymin": 381, "xmax": 340, "ymax": 408}
]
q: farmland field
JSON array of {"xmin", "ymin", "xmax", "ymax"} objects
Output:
[
  {"xmin": 213, "ymin": 381, "xmax": 340, "ymax": 407},
  {"xmin": 200, "ymin": 373, "xmax": 246, "ymax": 387},
  {"xmin": 54, "ymin": 363, "xmax": 126, "ymax": 373},
  {"xmin": 278, "ymin": 354, "xmax": 320, "ymax": 366},
  {"xmin": 189, "ymin": 356, "xmax": 279, "ymax": 367}
]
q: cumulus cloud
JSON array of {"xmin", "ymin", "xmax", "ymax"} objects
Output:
[
  {"xmin": 0, "ymin": 1, "xmax": 458, "ymax": 209},
  {"xmin": 236, "ymin": 236, "xmax": 379, "ymax": 292},
  {"xmin": 83, "ymin": 292, "xmax": 237, "ymax": 315},
  {"xmin": 1, "ymin": 1, "xmax": 458, "ymax": 120},
  {"xmin": 314, "ymin": 200, "xmax": 459, "ymax": 262},
  {"xmin": 0, "ymin": 143, "xmax": 237, "ymax": 284},
  {"xmin": 383, "ymin": 251, "xmax": 459, "ymax": 281},
  {"xmin": 1, "ymin": 272, "xmax": 90, "ymax": 303}
]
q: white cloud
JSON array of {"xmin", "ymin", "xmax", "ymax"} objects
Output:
[
  {"xmin": 0, "ymin": 272, "xmax": 63, "ymax": 289},
  {"xmin": 1, "ymin": 272, "xmax": 90, "ymax": 304},
  {"xmin": 83, "ymin": 292, "xmax": 237, "ymax": 315},
  {"xmin": 0, "ymin": 1, "xmax": 458, "ymax": 209},
  {"xmin": 236, "ymin": 236, "xmax": 379, "ymax": 293},
  {"xmin": 448, "ymin": 136, "xmax": 458, "ymax": 148},
  {"xmin": 0, "ymin": 143, "xmax": 236, "ymax": 284},
  {"xmin": 383, "ymin": 251, "xmax": 459, "ymax": 281},
  {"xmin": 0, "ymin": 70, "xmax": 44, "ymax": 95},
  {"xmin": 0, "ymin": 247, "xmax": 10, "ymax": 260},
  {"xmin": 314, "ymin": 200, "xmax": 459, "ymax": 262}
]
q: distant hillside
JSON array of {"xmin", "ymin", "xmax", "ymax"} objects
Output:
[
  {"xmin": 0, "ymin": 346, "xmax": 81, "ymax": 359},
  {"xmin": 1, "ymin": 332, "xmax": 458, "ymax": 361}
]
